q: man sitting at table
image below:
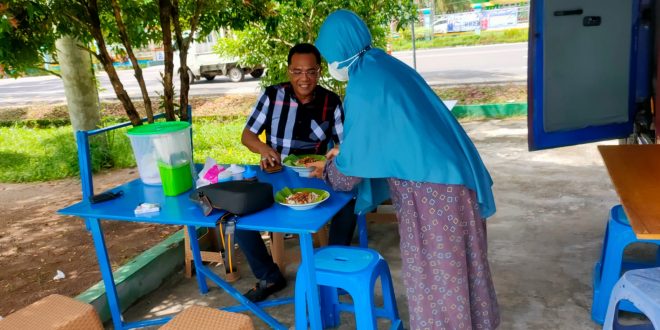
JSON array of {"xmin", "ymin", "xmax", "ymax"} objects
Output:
[{"xmin": 237, "ymin": 43, "xmax": 357, "ymax": 302}]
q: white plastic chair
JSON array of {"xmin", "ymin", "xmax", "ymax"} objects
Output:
[{"xmin": 604, "ymin": 267, "xmax": 660, "ymax": 330}]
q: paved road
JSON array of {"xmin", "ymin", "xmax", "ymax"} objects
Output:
[
  {"xmin": 0, "ymin": 43, "xmax": 527, "ymax": 107},
  {"xmin": 399, "ymin": 42, "xmax": 527, "ymax": 86}
]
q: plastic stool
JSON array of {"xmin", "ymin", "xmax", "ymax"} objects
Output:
[
  {"xmin": 294, "ymin": 246, "xmax": 402, "ymax": 330},
  {"xmin": 160, "ymin": 305, "xmax": 254, "ymax": 330},
  {"xmin": 603, "ymin": 267, "xmax": 660, "ymax": 330},
  {"xmin": 592, "ymin": 205, "xmax": 660, "ymax": 324}
]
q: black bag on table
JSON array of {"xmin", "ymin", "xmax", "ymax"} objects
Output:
[{"xmin": 191, "ymin": 180, "xmax": 274, "ymax": 216}]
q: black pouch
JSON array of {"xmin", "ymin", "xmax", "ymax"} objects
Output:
[{"xmin": 191, "ymin": 181, "xmax": 274, "ymax": 216}]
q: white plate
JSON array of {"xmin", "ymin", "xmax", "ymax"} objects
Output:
[
  {"xmin": 276, "ymin": 188, "xmax": 330, "ymax": 211},
  {"xmin": 277, "ymin": 198, "xmax": 326, "ymax": 211},
  {"xmin": 284, "ymin": 165, "xmax": 312, "ymax": 177},
  {"xmin": 282, "ymin": 154, "xmax": 324, "ymax": 177}
]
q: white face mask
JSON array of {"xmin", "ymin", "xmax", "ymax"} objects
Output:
[{"xmin": 328, "ymin": 52, "xmax": 360, "ymax": 82}]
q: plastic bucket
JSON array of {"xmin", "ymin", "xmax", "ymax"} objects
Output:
[{"xmin": 127, "ymin": 122, "xmax": 194, "ymax": 196}]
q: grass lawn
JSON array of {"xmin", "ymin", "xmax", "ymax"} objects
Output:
[
  {"xmin": 0, "ymin": 117, "xmax": 258, "ymax": 183},
  {"xmin": 391, "ymin": 28, "xmax": 528, "ymax": 51},
  {"xmin": 0, "ymin": 83, "xmax": 526, "ymax": 183}
]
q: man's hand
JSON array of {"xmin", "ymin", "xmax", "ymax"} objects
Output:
[
  {"xmin": 325, "ymin": 146, "xmax": 340, "ymax": 161},
  {"xmin": 306, "ymin": 160, "xmax": 326, "ymax": 178},
  {"xmin": 259, "ymin": 146, "xmax": 281, "ymax": 170},
  {"xmin": 241, "ymin": 128, "xmax": 281, "ymax": 170}
]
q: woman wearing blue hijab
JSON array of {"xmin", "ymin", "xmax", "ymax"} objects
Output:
[{"xmin": 310, "ymin": 9, "xmax": 500, "ymax": 329}]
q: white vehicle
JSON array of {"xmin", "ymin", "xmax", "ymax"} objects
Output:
[
  {"xmin": 433, "ymin": 18, "xmax": 448, "ymax": 34},
  {"xmin": 174, "ymin": 31, "xmax": 263, "ymax": 83}
]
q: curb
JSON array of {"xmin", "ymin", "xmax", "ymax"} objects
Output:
[
  {"xmin": 428, "ymin": 79, "xmax": 527, "ymax": 88},
  {"xmin": 1, "ymin": 102, "xmax": 529, "ymax": 128},
  {"xmin": 392, "ymin": 41, "xmax": 528, "ymax": 55},
  {"xmin": 75, "ymin": 228, "xmax": 194, "ymax": 322},
  {"xmin": 451, "ymin": 102, "xmax": 527, "ymax": 119}
]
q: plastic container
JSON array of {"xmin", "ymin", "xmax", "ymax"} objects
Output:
[
  {"xmin": 243, "ymin": 166, "xmax": 257, "ymax": 181},
  {"xmin": 127, "ymin": 122, "xmax": 195, "ymax": 196},
  {"xmin": 158, "ymin": 160, "xmax": 193, "ymax": 196},
  {"xmin": 228, "ymin": 164, "xmax": 245, "ymax": 180},
  {"xmin": 126, "ymin": 130, "xmax": 160, "ymax": 185},
  {"xmin": 217, "ymin": 171, "xmax": 233, "ymax": 182}
]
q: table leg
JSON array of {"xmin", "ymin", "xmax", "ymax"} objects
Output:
[
  {"xmin": 299, "ymin": 233, "xmax": 323, "ymax": 329},
  {"xmin": 195, "ymin": 266, "xmax": 286, "ymax": 329},
  {"xmin": 186, "ymin": 225, "xmax": 209, "ymax": 294},
  {"xmin": 319, "ymin": 286, "xmax": 339, "ymax": 328},
  {"xmin": 88, "ymin": 218, "xmax": 124, "ymax": 330},
  {"xmin": 270, "ymin": 232, "xmax": 286, "ymax": 274},
  {"xmin": 357, "ymin": 213, "xmax": 368, "ymax": 248}
]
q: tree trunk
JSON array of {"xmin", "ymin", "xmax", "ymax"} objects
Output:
[
  {"xmin": 85, "ymin": 0, "xmax": 142, "ymax": 126},
  {"xmin": 171, "ymin": 0, "xmax": 203, "ymax": 122},
  {"xmin": 110, "ymin": 0, "xmax": 154, "ymax": 123},
  {"xmin": 159, "ymin": 0, "xmax": 176, "ymax": 121},
  {"xmin": 55, "ymin": 36, "xmax": 100, "ymax": 132},
  {"xmin": 177, "ymin": 47, "xmax": 190, "ymax": 121}
]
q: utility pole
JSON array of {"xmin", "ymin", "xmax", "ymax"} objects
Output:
[
  {"xmin": 411, "ymin": 11, "xmax": 417, "ymax": 70},
  {"xmin": 432, "ymin": 0, "xmax": 436, "ymax": 35},
  {"xmin": 429, "ymin": 0, "xmax": 436, "ymax": 41}
]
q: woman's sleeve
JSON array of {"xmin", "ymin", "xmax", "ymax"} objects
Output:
[{"xmin": 323, "ymin": 159, "xmax": 362, "ymax": 191}]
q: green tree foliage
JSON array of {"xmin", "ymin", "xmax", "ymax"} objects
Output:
[
  {"xmin": 1, "ymin": 0, "xmax": 268, "ymax": 124},
  {"xmin": 215, "ymin": 0, "xmax": 416, "ymax": 93},
  {"xmin": 435, "ymin": 0, "xmax": 472, "ymax": 14},
  {"xmin": 0, "ymin": 1, "xmax": 60, "ymax": 77},
  {"xmin": 169, "ymin": 0, "xmax": 269, "ymax": 121}
]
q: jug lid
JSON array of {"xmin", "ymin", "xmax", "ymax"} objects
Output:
[{"xmin": 127, "ymin": 121, "xmax": 190, "ymax": 136}]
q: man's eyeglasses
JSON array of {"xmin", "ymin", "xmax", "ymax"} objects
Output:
[{"xmin": 288, "ymin": 68, "xmax": 320, "ymax": 78}]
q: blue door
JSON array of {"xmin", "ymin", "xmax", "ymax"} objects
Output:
[{"xmin": 527, "ymin": 0, "xmax": 642, "ymax": 150}]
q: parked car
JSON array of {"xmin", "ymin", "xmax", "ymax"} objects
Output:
[
  {"xmin": 174, "ymin": 31, "xmax": 263, "ymax": 83},
  {"xmin": 433, "ymin": 18, "xmax": 448, "ymax": 34},
  {"xmin": 192, "ymin": 61, "xmax": 264, "ymax": 83}
]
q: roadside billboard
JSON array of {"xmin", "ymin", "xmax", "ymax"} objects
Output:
[
  {"xmin": 447, "ymin": 11, "xmax": 480, "ymax": 32},
  {"xmin": 486, "ymin": 8, "xmax": 518, "ymax": 29},
  {"xmin": 445, "ymin": 7, "xmax": 519, "ymax": 33}
]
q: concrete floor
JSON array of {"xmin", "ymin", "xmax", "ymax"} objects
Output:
[{"xmin": 121, "ymin": 118, "xmax": 628, "ymax": 329}]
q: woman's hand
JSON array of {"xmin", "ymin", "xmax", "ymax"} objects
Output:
[
  {"xmin": 325, "ymin": 146, "xmax": 340, "ymax": 161},
  {"xmin": 258, "ymin": 146, "xmax": 281, "ymax": 169},
  {"xmin": 306, "ymin": 160, "xmax": 326, "ymax": 178}
]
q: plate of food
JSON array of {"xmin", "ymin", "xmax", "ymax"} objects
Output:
[
  {"xmin": 275, "ymin": 187, "xmax": 330, "ymax": 211},
  {"xmin": 282, "ymin": 154, "xmax": 325, "ymax": 177}
]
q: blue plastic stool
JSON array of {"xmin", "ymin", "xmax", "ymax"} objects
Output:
[
  {"xmin": 592, "ymin": 205, "xmax": 660, "ymax": 324},
  {"xmin": 295, "ymin": 246, "xmax": 402, "ymax": 330},
  {"xmin": 604, "ymin": 267, "xmax": 660, "ymax": 330}
]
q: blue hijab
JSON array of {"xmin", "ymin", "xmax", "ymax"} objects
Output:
[{"xmin": 315, "ymin": 10, "xmax": 496, "ymax": 218}]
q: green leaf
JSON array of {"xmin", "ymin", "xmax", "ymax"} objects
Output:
[
  {"xmin": 282, "ymin": 154, "xmax": 297, "ymax": 166},
  {"xmin": 282, "ymin": 154, "xmax": 325, "ymax": 167}
]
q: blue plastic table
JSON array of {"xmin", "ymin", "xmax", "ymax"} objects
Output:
[{"xmin": 58, "ymin": 166, "xmax": 357, "ymax": 329}]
